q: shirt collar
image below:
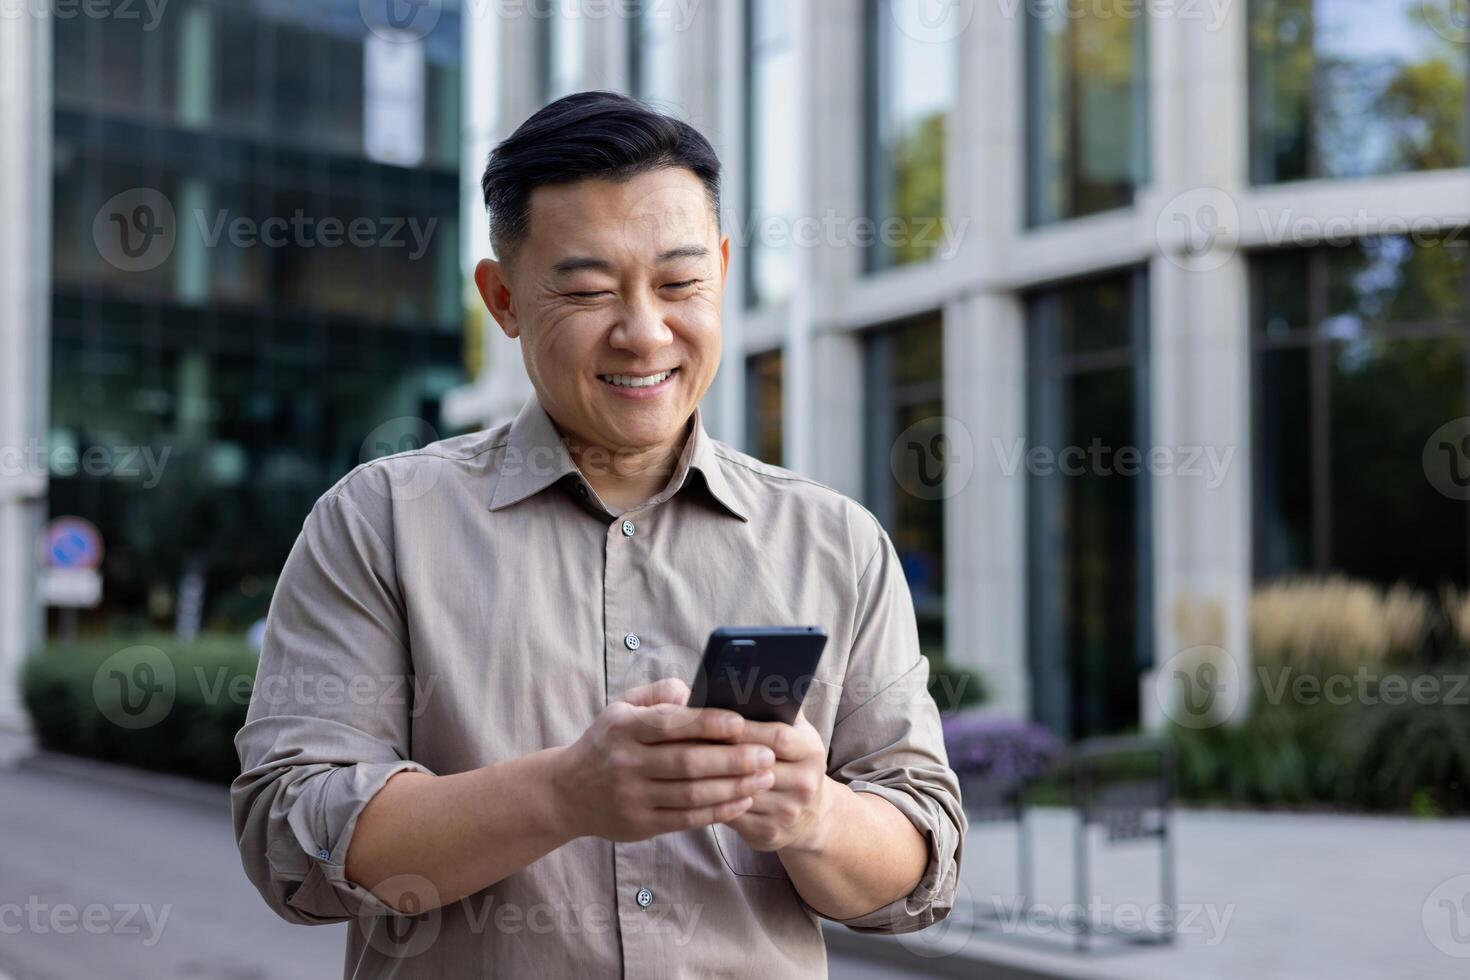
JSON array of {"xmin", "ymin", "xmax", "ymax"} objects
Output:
[{"xmin": 488, "ymin": 396, "xmax": 749, "ymax": 522}]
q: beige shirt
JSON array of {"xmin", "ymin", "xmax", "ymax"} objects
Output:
[{"xmin": 232, "ymin": 396, "xmax": 965, "ymax": 979}]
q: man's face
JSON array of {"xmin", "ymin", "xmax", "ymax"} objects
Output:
[{"xmin": 476, "ymin": 167, "xmax": 729, "ymax": 457}]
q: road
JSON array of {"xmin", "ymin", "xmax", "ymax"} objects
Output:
[{"xmin": 0, "ymin": 758, "xmax": 930, "ymax": 979}]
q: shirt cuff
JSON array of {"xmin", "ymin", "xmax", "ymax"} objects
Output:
[
  {"xmin": 830, "ymin": 779, "xmax": 962, "ymax": 934},
  {"xmin": 274, "ymin": 760, "xmax": 435, "ymax": 921}
]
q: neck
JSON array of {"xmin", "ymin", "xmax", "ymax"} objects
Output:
[{"xmin": 564, "ymin": 420, "xmax": 693, "ymax": 514}]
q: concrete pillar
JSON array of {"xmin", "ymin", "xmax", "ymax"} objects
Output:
[
  {"xmin": 0, "ymin": 10, "xmax": 51, "ymax": 732},
  {"xmin": 1140, "ymin": 0, "xmax": 1253, "ymax": 727}
]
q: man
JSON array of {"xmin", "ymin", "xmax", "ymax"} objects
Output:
[{"xmin": 233, "ymin": 91, "xmax": 965, "ymax": 978}]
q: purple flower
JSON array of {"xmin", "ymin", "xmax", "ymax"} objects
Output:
[{"xmin": 942, "ymin": 712, "xmax": 1062, "ymax": 784}]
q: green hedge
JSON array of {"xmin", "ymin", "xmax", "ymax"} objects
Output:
[
  {"xmin": 1171, "ymin": 662, "xmax": 1470, "ymax": 815},
  {"xmin": 22, "ymin": 634, "xmax": 257, "ymax": 785}
]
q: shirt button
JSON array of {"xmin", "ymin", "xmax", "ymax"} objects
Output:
[
  {"xmin": 624, "ymin": 633, "xmax": 641, "ymax": 651},
  {"xmin": 317, "ymin": 848, "xmax": 331, "ymax": 860},
  {"xmin": 621, "ymin": 519, "xmax": 636, "ymax": 537},
  {"xmin": 635, "ymin": 887, "xmax": 654, "ymax": 909}
]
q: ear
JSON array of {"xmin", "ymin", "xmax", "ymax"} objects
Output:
[
  {"xmin": 475, "ymin": 258, "xmax": 520, "ymax": 339},
  {"xmin": 718, "ymin": 235, "xmax": 730, "ymax": 286}
]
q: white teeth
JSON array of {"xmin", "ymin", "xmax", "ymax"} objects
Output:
[{"xmin": 602, "ymin": 370, "xmax": 672, "ymax": 388}]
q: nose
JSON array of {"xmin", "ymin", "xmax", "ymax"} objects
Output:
[{"xmin": 608, "ymin": 291, "xmax": 674, "ymax": 359}]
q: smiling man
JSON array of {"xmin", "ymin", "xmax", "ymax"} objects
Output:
[{"xmin": 233, "ymin": 91, "xmax": 964, "ymax": 978}]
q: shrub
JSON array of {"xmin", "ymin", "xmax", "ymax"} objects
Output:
[
  {"xmin": 925, "ymin": 656, "xmax": 987, "ymax": 715},
  {"xmin": 22, "ymin": 634, "xmax": 257, "ymax": 785}
]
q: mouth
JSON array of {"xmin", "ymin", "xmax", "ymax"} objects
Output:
[{"xmin": 597, "ymin": 367, "xmax": 679, "ymax": 398}]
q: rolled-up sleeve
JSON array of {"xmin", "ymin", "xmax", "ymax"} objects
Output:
[
  {"xmin": 822, "ymin": 523, "xmax": 967, "ymax": 934},
  {"xmin": 232, "ymin": 482, "xmax": 434, "ymax": 925}
]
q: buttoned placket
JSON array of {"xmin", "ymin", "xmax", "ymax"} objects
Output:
[{"xmin": 603, "ymin": 498, "xmax": 666, "ymax": 977}]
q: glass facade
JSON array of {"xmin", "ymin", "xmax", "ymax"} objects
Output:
[
  {"xmin": 866, "ymin": 0, "xmax": 954, "ymax": 271},
  {"xmin": 865, "ymin": 318, "xmax": 946, "ymax": 655},
  {"xmin": 1253, "ymin": 237, "xmax": 1470, "ymax": 588},
  {"xmin": 543, "ymin": 5, "xmax": 584, "ymax": 102},
  {"xmin": 1025, "ymin": 0, "xmax": 1149, "ymax": 225},
  {"xmin": 49, "ymin": 0, "xmax": 464, "ymax": 631},
  {"xmin": 1251, "ymin": 0, "xmax": 1469, "ymax": 183},
  {"xmin": 744, "ymin": 0, "xmax": 797, "ymax": 308},
  {"xmin": 743, "ymin": 349, "xmax": 784, "ymax": 466},
  {"xmin": 1027, "ymin": 271, "xmax": 1151, "ymax": 738}
]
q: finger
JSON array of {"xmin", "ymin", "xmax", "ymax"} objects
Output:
[
  {"xmin": 620, "ymin": 676, "xmax": 693, "ymax": 707},
  {"xmin": 653, "ymin": 796, "xmax": 755, "ymax": 832},
  {"xmin": 642, "ymin": 742, "xmax": 776, "ymax": 779},
  {"xmin": 630, "ymin": 703, "xmax": 745, "ymax": 744},
  {"xmin": 645, "ymin": 771, "xmax": 776, "ymax": 808},
  {"xmin": 735, "ymin": 720, "xmax": 813, "ymax": 760}
]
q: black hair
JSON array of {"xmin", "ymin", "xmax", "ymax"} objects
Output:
[{"xmin": 480, "ymin": 91, "xmax": 723, "ymax": 262}]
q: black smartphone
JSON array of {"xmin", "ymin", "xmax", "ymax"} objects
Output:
[{"xmin": 685, "ymin": 626, "xmax": 828, "ymax": 725}]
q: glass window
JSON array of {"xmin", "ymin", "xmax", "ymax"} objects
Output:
[
  {"xmin": 1027, "ymin": 271, "xmax": 1151, "ymax": 738},
  {"xmin": 1251, "ymin": 0, "xmax": 1469, "ymax": 183},
  {"xmin": 744, "ymin": 0, "xmax": 798, "ymax": 307},
  {"xmin": 744, "ymin": 349, "xmax": 784, "ymax": 465},
  {"xmin": 1253, "ymin": 236, "xmax": 1470, "ymax": 588},
  {"xmin": 865, "ymin": 317, "xmax": 946, "ymax": 654},
  {"xmin": 866, "ymin": 0, "xmax": 954, "ymax": 270},
  {"xmin": 1026, "ymin": 0, "xmax": 1148, "ymax": 225}
]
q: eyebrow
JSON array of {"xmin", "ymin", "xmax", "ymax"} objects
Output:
[{"xmin": 549, "ymin": 245, "xmax": 710, "ymax": 278}]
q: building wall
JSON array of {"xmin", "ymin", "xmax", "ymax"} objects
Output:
[{"xmin": 451, "ymin": 1, "xmax": 1470, "ymax": 734}]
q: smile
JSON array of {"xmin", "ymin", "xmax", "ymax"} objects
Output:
[{"xmin": 598, "ymin": 368, "xmax": 678, "ymax": 389}]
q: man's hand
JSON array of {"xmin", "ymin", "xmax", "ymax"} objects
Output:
[
  {"xmin": 551, "ymin": 678, "xmax": 777, "ymax": 843},
  {"xmin": 722, "ymin": 712, "xmax": 833, "ymax": 854}
]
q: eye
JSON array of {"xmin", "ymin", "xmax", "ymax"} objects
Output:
[
  {"xmin": 663, "ymin": 279, "xmax": 700, "ymax": 292},
  {"xmin": 567, "ymin": 291, "xmax": 610, "ymax": 300}
]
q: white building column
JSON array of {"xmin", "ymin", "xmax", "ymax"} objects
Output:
[
  {"xmin": 1140, "ymin": 1, "xmax": 1253, "ymax": 727},
  {"xmin": 0, "ymin": 10, "xmax": 52, "ymax": 732},
  {"xmin": 946, "ymin": 293, "xmax": 1029, "ymax": 718}
]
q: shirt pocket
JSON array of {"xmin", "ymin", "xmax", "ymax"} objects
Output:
[{"xmin": 711, "ymin": 679, "xmax": 843, "ymax": 880}]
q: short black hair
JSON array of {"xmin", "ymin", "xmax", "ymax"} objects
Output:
[{"xmin": 480, "ymin": 91, "xmax": 723, "ymax": 263}]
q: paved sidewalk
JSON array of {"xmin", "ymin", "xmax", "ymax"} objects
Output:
[{"xmin": 844, "ymin": 806, "xmax": 1470, "ymax": 980}]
